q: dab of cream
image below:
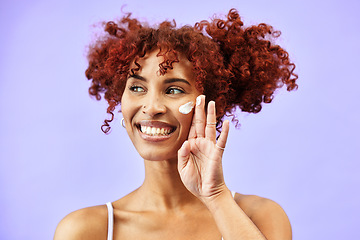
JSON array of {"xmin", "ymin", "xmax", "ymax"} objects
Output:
[{"xmin": 179, "ymin": 101, "xmax": 194, "ymax": 114}]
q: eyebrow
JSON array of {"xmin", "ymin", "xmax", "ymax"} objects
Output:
[{"xmin": 129, "ymin": 74, "xmax": 191, "ymax": 86}]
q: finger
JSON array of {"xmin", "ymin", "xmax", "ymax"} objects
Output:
[
  {"xmin": 205, "ymin": 101, "xmax": 217, "ymax": 143},
  {"xmin": 194, "ymin": 95, "xmax": 206, "ymax": 138},
  {"xmin": 216, "ymin": 120, "xmax": 230, "ymax": 151},
  {"xmin": 178, "ymin": 140, "xmax": 190, "ymax": 171},
  {"xmin": 188, "ymin": 96, "xmax": 201, "ymax": 139},
  {"xmin": 188, "ymin": 112, "xmax": 196, "ymax": 139}
]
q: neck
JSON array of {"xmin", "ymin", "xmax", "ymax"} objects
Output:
[{"xmin": 135, "ymin": 158, "xmax": 202, "ymax": 211}]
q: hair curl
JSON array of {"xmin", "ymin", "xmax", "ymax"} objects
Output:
[{"xmin": 85, "ymin": 9, "xmax": 298, "ymax": 133}]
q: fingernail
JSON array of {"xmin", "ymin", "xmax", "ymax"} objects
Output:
[{"xmin": 196, "ymin": 95, "xmax": 201, "ymax": 106}]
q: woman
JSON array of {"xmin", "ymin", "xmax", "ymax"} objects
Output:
[{"xmin": 54, "ymin": 8, "xmax": 297, "ymax": 240}]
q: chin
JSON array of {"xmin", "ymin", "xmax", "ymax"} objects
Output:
[{"xmin": 136, "ymin": 145, "xmax": 179, "ymax": 162}]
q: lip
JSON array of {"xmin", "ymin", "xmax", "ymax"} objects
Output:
[
  {"xmin": 137, "ymin": 120, "xmax": 176, "ymax": 129},
  {"xmin": 135, "ymin": 120, "xmax": 177, "ymax": 142}
]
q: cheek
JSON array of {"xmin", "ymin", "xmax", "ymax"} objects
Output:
[
  {"xmin": 121, "ymin": 101, "xmax": 139, "ymax": 139},
  {"xmin": 174, "ymin": 100, "xmax": 196, "ymax": 134},
  {"xmin": 177, "ymin": 111, "xmax": 194, "ymax": 133},
  {"xmin": 121, "ymin": 94, "xmax": 137, "ymax": 123},
  {"xmin": 178, "ymin": 101, "xmax": 195, "ymax": 114}
]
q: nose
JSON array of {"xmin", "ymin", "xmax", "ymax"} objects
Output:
[{"xmin": 142, "ymin": 94, "xmax": 166, "ymax": 117}]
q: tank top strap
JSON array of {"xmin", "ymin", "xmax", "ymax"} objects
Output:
[{"xmin": 106, "ymin": 202, "xmax": 114, "ymax": 240}]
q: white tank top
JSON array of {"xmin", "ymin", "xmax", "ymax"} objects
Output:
[{"xmin": 106, "ymin": 191, "xmax": 236, "ymax": 240}]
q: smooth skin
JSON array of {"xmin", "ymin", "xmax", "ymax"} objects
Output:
[{"xmin": 54, "ymin": 50, "xmax": 292, "ymax": 240}]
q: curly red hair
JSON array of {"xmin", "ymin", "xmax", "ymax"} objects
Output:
[{"xmin": 85, "ymin": 9, "xmax": 298, "ymax": 133}]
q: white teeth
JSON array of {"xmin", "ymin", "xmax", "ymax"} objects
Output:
[
  {"xmin": 141, "ymin": 125, "xmax": 147, "ymax": 133},
  {"xmin": 151, "ymin": 127, "xmax": 156, "ymax": 135},
  {"xmin": 140, "ymin": 125, "xmax": 173, "ymax": 136}
]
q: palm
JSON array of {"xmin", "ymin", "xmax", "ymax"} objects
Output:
[{"xmin": 178, "ymin": 96, "xmax": 229, "ymax": 200}]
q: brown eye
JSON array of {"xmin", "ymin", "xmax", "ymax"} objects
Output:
[
  {"xmin": 166, "ymin": 87, "xmax": 184, "ymax": 94},
  {"xmin": 129, "ymin": 85, "xmax": 145, "ymax": 92}
]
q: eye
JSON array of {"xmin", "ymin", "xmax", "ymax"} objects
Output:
[
  {"xmin": 166, "ymin": 87, "xmax": 185, "ymax": 95},
  {"xmin": 129, "ymin": 85, "xmax": 145, "ymax": 92}
]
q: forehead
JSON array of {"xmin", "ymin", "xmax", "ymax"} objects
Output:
[{"xmin": 131, "ymin": 50, "xmax": 195, "ymax": 81}]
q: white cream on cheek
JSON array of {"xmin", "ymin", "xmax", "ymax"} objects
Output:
[{"xmin": 178, "ymin": 101, "xmax": 194, "ymax": 114}]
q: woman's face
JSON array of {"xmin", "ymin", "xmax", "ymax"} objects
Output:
[{"xmin": 121, "ymin": 50, "xmax": 201, "ymax": 161}]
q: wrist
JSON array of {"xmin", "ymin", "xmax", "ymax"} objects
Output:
[{"xmin": 202, "ymin": 186, "xmax": 233, "ymax": 211}]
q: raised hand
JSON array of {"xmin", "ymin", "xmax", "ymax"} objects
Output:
[{"xmin": 177, "ymin": 95, "xmax": 230, "ymax": 202}]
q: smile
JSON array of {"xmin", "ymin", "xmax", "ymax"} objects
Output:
[
  {"xmin": 140, "ymin": 125, "xmax": 174, "ymax": 136},
  {"xmin": 136, "ymin": 120, "xmax": 177, "ymax": 139}
]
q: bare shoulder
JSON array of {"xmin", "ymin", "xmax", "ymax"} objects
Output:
[
  {"xmin": 234, "ymin": 193, "xmax": 292, "ymax": 240},
  {"xmin": 234, "ymin": 193, "xmax": 288, "ymax": 218},
  {"xmin": 54, "ymin": 205, "xmax": 108, "ymax": 240}
]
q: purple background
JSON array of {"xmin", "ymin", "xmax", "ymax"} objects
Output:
[{"xmin": 1, "ymin": 0, "xmax": 359, "ymax": 239}]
